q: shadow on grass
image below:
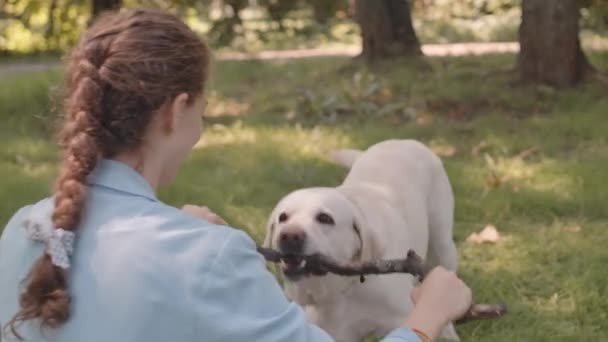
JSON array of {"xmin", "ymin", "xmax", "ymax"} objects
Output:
[{"xmin": 457, "ymin": 219, "xmax": 608, "ymax": 341}]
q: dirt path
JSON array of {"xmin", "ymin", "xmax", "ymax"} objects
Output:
[
  {"xmin": 0, "ymin": 42, "xmax": 521, "ymax": 75},
  {"xmin": 217, "ymin": 42, "xmax": 519, "ymax": 60}
]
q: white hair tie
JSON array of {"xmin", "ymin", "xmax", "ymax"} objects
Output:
[{"xmin": 24, "ymin": 221, "xmax": 75, "ymax": 269}]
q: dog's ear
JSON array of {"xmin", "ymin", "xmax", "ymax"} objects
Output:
[
  {"xmin": 353, "ymin": 216, "xmax": 383, "ymax": 261},
  {"xmin": 263, "ymin": 209, "xmax": 277, "ymax": 248},
  {"xmin": 263, "ymin": 223, "xmax": 274, "ymax": 248},
  {"xmin": 340, "ymin": 186, "xmax": 386, "ymax": 261}
]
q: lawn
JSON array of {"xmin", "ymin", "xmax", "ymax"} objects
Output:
[{"xmin": 1, "ymin": 51, "xmax": 607, "ymax": 341}]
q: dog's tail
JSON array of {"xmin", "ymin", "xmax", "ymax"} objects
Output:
[{"xmin": 328, "ymin": 149, "xmax": 363, "ymax": 169}]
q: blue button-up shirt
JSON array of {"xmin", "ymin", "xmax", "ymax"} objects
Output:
[{"xmin": 0, "ymin": 159, "xmax": 420, "ymax": 341}]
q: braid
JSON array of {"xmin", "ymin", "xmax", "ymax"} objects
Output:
[
  {"xmin": 53, "ymin": 111, "xmax": 100, "ymax": 229},
  {"xmin": 6, "ymin": 39, "xmax": 106, "ymax": 341},
  {"xmin": 56, "ymin": 37, "xmax": 108, "ymax": 231}
]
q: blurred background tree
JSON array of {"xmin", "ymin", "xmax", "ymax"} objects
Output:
[
  {"xmin": 92, "ymin": 0, "xmax": 123, "ymax": 18},
  {"xmin": 1, "ymin": 0, "xmax": 606, "ymax": 85},
  {"xmin": 355, "ymin": 0, "xmax": 421, "ymax": 61},
  {"xmin": 518, "ymin": 0, "xmax": 602, "ymax": 86}
]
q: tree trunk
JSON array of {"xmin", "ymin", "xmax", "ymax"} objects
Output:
[
  {"xmin": 518, "ymin": 0, "xmax": 593, "ymax": 87},
  {"xmin": 92, "ymin": 0, "xmax": 122, "ymax": 19},
  {"xmin": 355, "ymin": 0, "xmax": 421, "ymax": 62},
  {"xmin": 310, "ymin": 0, "xmax": 344, "ymax": 25}
]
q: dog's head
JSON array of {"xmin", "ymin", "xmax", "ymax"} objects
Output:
[{"xmin": 264, "ymin": 187, "xmax": 381, "ymax": 282}]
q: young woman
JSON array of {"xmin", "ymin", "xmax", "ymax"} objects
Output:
[{"xmin": 0, "ymin": 9, "xmax": 471, "ymax": 342}]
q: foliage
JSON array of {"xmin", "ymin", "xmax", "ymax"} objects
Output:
[
  {"xmin": 0, "ymin": 0, "xmax": 89, "ymax": 52},
  {"xmin": 581, "ymin": 0, "xmax": 608, "ymax": 31},
  {"xmin": 295, "ymin": 70, "xmax": 415, "ymax": 123},
  {"xmin": 0, "ymin": 0, "xmax": 349, "ymax": 52},
  {"xmin": 2, "ymin": 0, "xmax": 607, "ymax": 54},
  {"xmin": 412, "ymin": 0, "xmax": 520, "ymax": 18}
]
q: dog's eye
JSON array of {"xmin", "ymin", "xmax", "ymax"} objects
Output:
[
  {"xmin": 316, "ymin": 213, "xmax": 335, "ymax": 225},
  {"xmin": 278, "ymin": 212, "xmax": 289, "ymax": 223}
]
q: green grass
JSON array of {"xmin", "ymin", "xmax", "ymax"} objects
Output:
[{"xmin": 1, "ymin": 52, "xmax": 607, "ymax": 341}]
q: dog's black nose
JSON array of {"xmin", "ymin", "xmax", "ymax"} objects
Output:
[{"xmin": 278, "ymin": 230, "xmax": 306, "ymax": 254}]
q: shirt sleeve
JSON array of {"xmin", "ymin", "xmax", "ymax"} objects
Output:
[
  {"xmin": 191, "ymin": 229, "xmax": 421, "ymax": 342},
  {"xmin": 0, "ymin": 204, "xmax": 33, "ymax": 259}
]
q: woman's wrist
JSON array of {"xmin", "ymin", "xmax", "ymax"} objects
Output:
[{"xmin": 404, "ymin": 305, "xmax": 448, "ymax": 341}]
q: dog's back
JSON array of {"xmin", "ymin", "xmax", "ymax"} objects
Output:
[
  {"xmin": 332, "ymin": 140, "xmax": 440, "ymax": 189},
  {"xmin": 332, "ymin": 139, "xmax": 458, "ymax": 270}
]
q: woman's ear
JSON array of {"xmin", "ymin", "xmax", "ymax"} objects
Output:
[{"xmin": 163, "ymin": 93, "xmax": 190, "ymax": 133}]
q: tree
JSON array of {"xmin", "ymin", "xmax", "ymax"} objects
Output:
[
  {"xmin": 207, "ymin": 0, "xmax": 247, "ymax": 46},
  {"xmin": 309, "ymin": 0, "xmax": 347, "ymax": 25},
  {"xmin": 518, "ymin": 0, "xmax": 594, "ymax": 87},
  {"xmin": 354, "ymin": 0, "xmax": 421, "ymax": 62},
  {"xmin": 92, "ymin": 0, "xmax": 123, "ymax": 19},
  {"xmin": 259, "ymin": 0, "xmax": 299, "ymax": 30}
]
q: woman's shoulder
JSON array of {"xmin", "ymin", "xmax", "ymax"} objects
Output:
[
  {"xmin": 0, "ymin": 197, "xmax": 56, "ymax": 286},
  {"xmin": 1, "ymin": 197, "xmax": 54, "ymax": 239},
  {"xmin": 117, "ymin": 201, "xmax": 258, "ymax": 266},
  {"xmin": 144, "ymin": 201, "xmax": 240, "ymax": 237}
]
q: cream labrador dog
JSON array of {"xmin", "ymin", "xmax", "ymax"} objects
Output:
[{"xmin": 264, "ymin": 139, "xmax": 460, "ymax": 342}]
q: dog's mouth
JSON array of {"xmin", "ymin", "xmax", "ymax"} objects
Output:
[{"xmin": 280, "ymin": 254, "xmax": 308, "ymax": 280}]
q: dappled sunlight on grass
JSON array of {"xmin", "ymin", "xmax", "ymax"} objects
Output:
[
  {"xmin": 267, "ymin": 125, "xmax": 352, "ymax": 158},
  {"xmin": 0, "ymin": 161, "xmax": 55, "ymax": 222},
  {"xmin": 165, "ymin": 123, "xmax": 355, "ymax": 240},
  {"xmin": 206, "ymin": 91, "xmax": 252, "ymax": 117},
  {"xmin": 526, "ymin": 291, "xmax": 577, "ymax": 316},
  {"xmin": 480, "ymin": 154, "xmax": 580, "ymax": 202},
  {"xmin": 460, "ymin": 229, "xmax": 530, "ymax": 279},
  {"xmin": 2, "ymin": 137, "xmax": 56, "ymax": 162},
  {"xmin": 163, "ymin": 139, "xmax": 348, "ymax": 241},
  {"xmin": 457, "ymin": 218, "xmax": 608, "ymax": 339},
  {"xmin": 519, "ymin": 160, "xmax": 580, "ymax": 200},
  {"xmin": 2, "ymin": 53, "xmax": 608, "ymax": 341},
  {"xmin": 221, "ymin": 204, "xmax": 268, "ymax": 242},
  {"xmin": 0, "ymin": 131, "xmax": 58, "ymax": 221},
  {"xmin": 195, "ymin": 122, "xmax": 258, "ymax": 148},
  {"xmin": 195, "ymin": 121, "xmax": 353, "ymax": 160},
  {"xmin": 13, "ymin": 161, "xmax": 55, "ymax": 178}
]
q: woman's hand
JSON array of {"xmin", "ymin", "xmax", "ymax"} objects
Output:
[
  {"xmin": 182, "ymin": 204, "xmax": 227, "ymax": 225},
  {"xmin": 405, "ymin": 266, "xmax": 472, "ymax": 339}
]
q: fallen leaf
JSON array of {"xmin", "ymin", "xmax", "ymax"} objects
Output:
[
  {"xmin": 416, "ymin": 112, "xmax": 434, "ymax": 125},
  {"xmin": 466, "ymin": 224, "xmax": 502, "ymax": 244},
  {"xmin": 372, "ymin": 87, "xmax": 393, "ymax": 102},
  {"xmin": 485, "ymin": 171, "xmax": 507, "ymax": 190},
  {"xmin": 515, "ymin": 146, "xmax": 540, "ymax": 160},
  {"xmin": 565, "ymin": 225, "xmax": 581, "ymax": 233},
  {"xmin": 549, "ymin": 293, "xmax": 559, "ymax": 305},
  {"xmin": 472, "ymin": 140, "xmax": 489, "ymax": 157},
  {"xmin": 431, "ymin": 145, "xmax": 457, "ymax": 157}
]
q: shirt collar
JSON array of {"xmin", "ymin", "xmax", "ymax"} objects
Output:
[{"xmin": 87, "ymin": 159, "xmax": 158, "ymax": 202}]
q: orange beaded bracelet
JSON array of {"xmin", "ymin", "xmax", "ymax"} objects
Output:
[{"xmin": 412, "ymin": 328, "xmax": 433, "ymax": 342}]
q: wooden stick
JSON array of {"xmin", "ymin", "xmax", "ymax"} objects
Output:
[{"xmin": 256, "ymin": 245, "xmax": 507, "ymax": 324}]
